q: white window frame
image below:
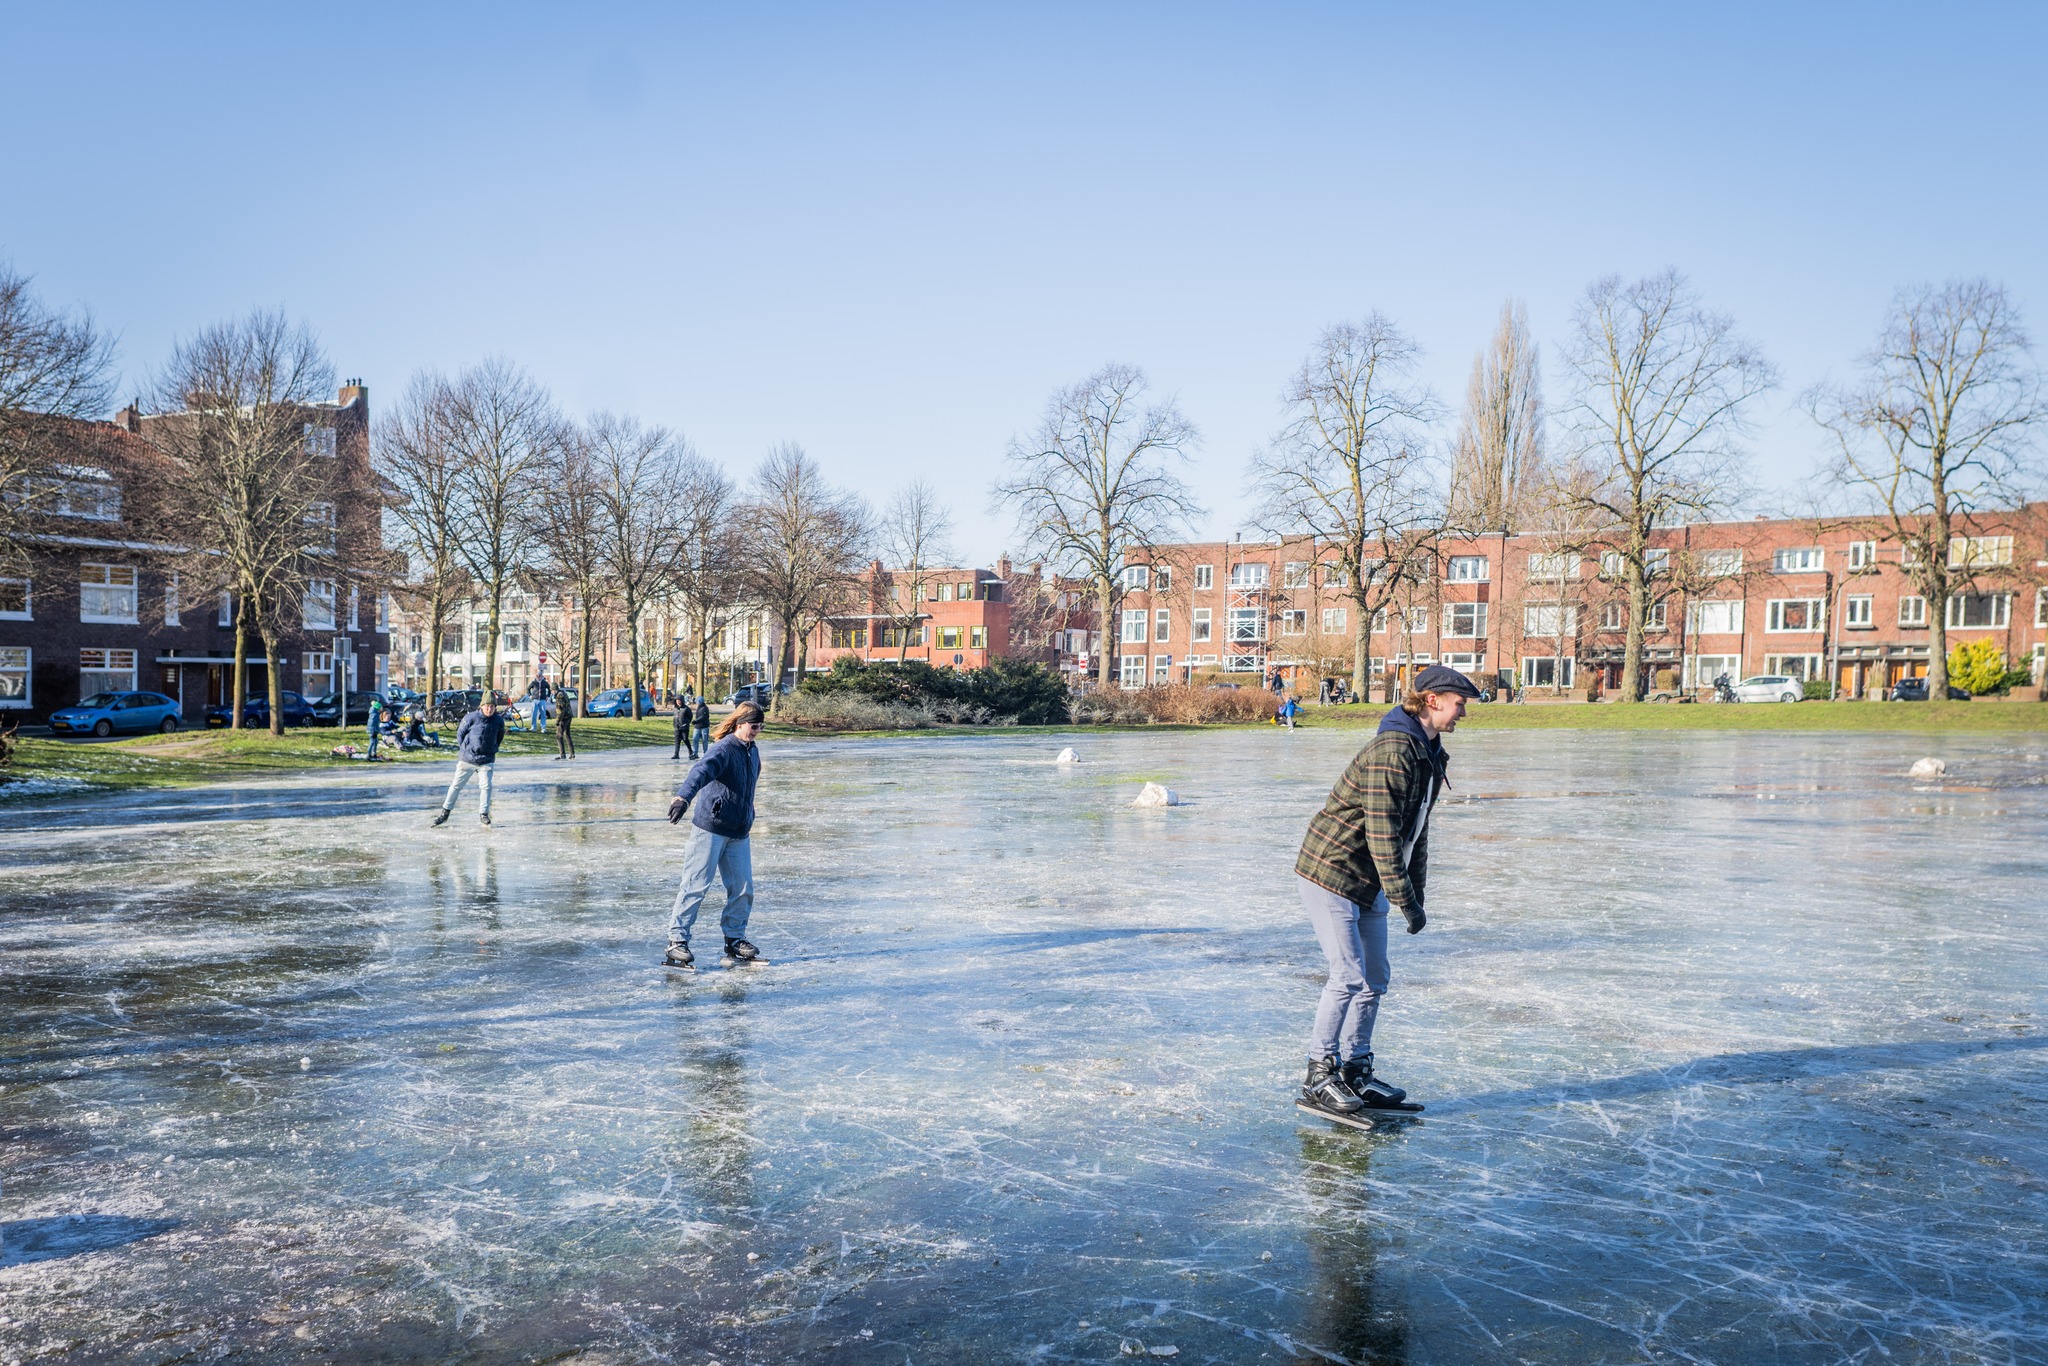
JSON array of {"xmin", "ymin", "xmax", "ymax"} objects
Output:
[
  {"xmin": 164, "ymin": 571, "xmax": 181, "ymax": 627},
  {"xmin": 1945, "ymin": 592, "xmax": 2011, "ymax": 630},
  {"xmin": 1773, "ymin": 547, "xmax": 1825, "ymax": 574},
  {"xmin": 348, "ymin": 584, "xmax": 360, "ymax": 632},
  {"xmin": 304, "ymin": 650, "xmax": 335, "ymax": 698},
  {"xmin": 305, "ymin": 501, "xmax": 337, "ymax": 550},
  {"xmin": 1702, "ymin": 549, "xmax": 1744, "ymax": 577},
  {"xmin": 1766, "ymin": 598, "xmax": 1825, "ymax": 633},
  {"xmin": 1519, "ymin": 655, "xmax": 1575, "ymax": 688},
  {"xmin": 1118, "ymin": 654, "xmax": 1146, "ymax": 690},
  {"xmin": 0, "ymin": 645, "xmax": 28, "ymax": 707},
  {"xmin": 47, "ymin": 477, "xmax": 121, "ymax": 521},
  {"xmin": 218, "ymin": 592, "xmax": 234, "ymax": 628},
  {"xmin": 1686, "ymin": 653, "xmax": 1742, "ymax": 689},
  {"xmin": 1153, "ymin": 653, "xmax": 1171, "ymax": 683},
  {"xmin": 1320, "ymin": 563, "xmax": 1349, "ymax": 588},
  {"xmin": 1899, "ymin": 595, "xmax": 1927, "ymax": 626},
  {"xmin": 1948, "ymin": 535, "xmax": 2013, "ymax": 568},
  {"xmin": 1844, "ymin": 594, "xmax": 1874, "ymax": 628},
  {"xmin": 1688, "ymin": 600, "xmax": 1744, "ymax": 635},
  {"xmin": 1282, "ymin": 561, "xmax": 1312, "ymax": 589},
  {"xmin": 0, "ymin": 577, "xmax": 29, "ymax": 621},
  {"xmin": 1227, "ymin": 606, "xmax": 1264, "ymax": 643},
  {"xmin": 1121, "ymin": 609, "xmax": 1148, "ymax": 644},
  {"xmin": 1279, "ymin": 608, "xmax": 1307, "ymax": 636},
  {"xmin": 1193, "ymin": 564, "xmax": 1214, "ymax": 590},
  {"xmin": 1121, "ymin": 565, "xmax": 1150, "ymax": 592},
  {"xmin": 1527, "ymin": 552, "xmax": 1579, "ymax": 581},
  {"xmin": 1600, "ymin": 602, "xmax": 1624, "ymax": 631},
  {"xmin": 1403, "ymin": 606, "xmax": 1429, "ymax": 635},
  {"xmin": 303, "ymin": 579, "xmax": 337, "ymax": 632},
  {"xmin": 78, "ymin": 647, "xmax": 138, "ymax": 697},
  {"xmin": 1321, "ymin": 606, "xmax": 1348, "ymax": 634},
  {"xmin": 1600, "ymin": 548, "xmax": 1670, "ymax": 578},
  {"xmin": 1191, "ymin": 607, "xmax": 1212, "ymax": 643},
  {"xmin": 1228, "ymin": 562, "xmax": 1269, "ymax": 589},
  {"xmin": 1153, "ymin": 608, "xmax": 1170, "ymax": 643},
  {"xmin": 1763, "ymin": 653, "xmax": 1825, "ymax": 682},
  {"xmin": 304, "ymin": 423, "xmax": 337, "ymax": 457},
  {"xmin": 376, "ymin": 592, "xmax": 390, "ymax": 631},
  {"xmin": 1443, "ymin": 602, "xmax": 1488, "ymax": 637},
  {"xmin": 2036, "ymin": 588, "xmax": 2048, "ymax": 630},
  {"xmin": 1446, "ymin": 556, "xmax": 1489, "ymax": 583},
  {"xmin": 79, "ymin": 562, "xmax": 139, "ymax": 624},
  {"xmin": 1523, "ymin": 604, "xmax": 1577, "ymax": 636},
  {"xmin": 1847, "ymin": 540, "xmax": 1878, "ymax": 570}
]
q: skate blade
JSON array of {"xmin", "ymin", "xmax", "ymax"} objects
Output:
[
  {"xmin": 1296, "ymin": 1101, "xmax": 1379, "ymax": 1132},
  {"xmin": 721, "ymin": 957, "xmax": 770, "ymax": 967},
  {"xmin": 1359, "ymin": 1100, "xmax": 1425, "ymax": 1115},
  {"xmin": 660, "ymin": 961, "xmax": 697, "ymax": 974}
]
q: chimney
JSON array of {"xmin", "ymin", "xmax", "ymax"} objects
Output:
[
  {"xmin": 997, "ymin": 555, "xmax": 1013, "ymax": 578},
  {"xmin": 339, "ymin": 377, "xmax": 367, "ymax": 407},
  {"xmin": 114, "ymin": 400, "xmax": 142, "ymax": 433}
]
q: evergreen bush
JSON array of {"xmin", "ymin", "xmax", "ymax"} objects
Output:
[
  {"xmin": 796, "ymin": 656, "xmax": 1070, "ymax": 725},
  {"xmin": 1947, "ymin": 639, "xmax": 2008, "ymax": 695}
]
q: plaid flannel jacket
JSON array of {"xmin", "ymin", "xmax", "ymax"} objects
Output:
[{"xmin": 1293, "ymin": 720, "xmax": 1446, "ymax": 911}]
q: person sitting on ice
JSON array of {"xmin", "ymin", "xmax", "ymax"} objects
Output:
[
  {"xmin": 1292, "ymin": 662, "xmax": 1480, "ymax": 1127},
  {"xmin": 399, "ymin": 716, "xmax": 440, "ymax": 750}
]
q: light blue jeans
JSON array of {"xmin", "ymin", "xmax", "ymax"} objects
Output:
[
  {"xmin": 441, "ymin": 760, "xmax": 495, "ymax": 816},
  {"xmin": 1299, "ymin": 875, "xmax": 1390, "ymax": 1063},
  {"xmin": 667, "ymin": 827, "xmax": 754, "ymax": 945}
]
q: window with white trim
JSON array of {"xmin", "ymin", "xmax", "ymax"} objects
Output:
[
  {"xmin": 1945, "ymin": 593, "xmax": 2011, "ymax": 629},
  {"xmin": 304, "ymin": 651, "xmax": 335, "ymax": 698},
  {"xmin": 0, "ymin": 578, "xmax": 28, "ymax": 621},
  {"xmin": 1403, "ymin": 606, "xmax": 1429, "ymax": 634},
  {"xmin": 1527, "ymin": 552, "xmax": 1578, "ymax": 580},
  {"xmin": 1687, "ymin": 653, "xmax": 1742, "ymax": 688},
  {"xmin": 0, "ymin": 646, "xmax": 28, "ymax": 706},
  {"xmin": 1766, "ymin": 598, "xmax": 1824, "ymax": 632},
  {"xmin": 46, "ymin": 477, "xmax": 121, "ymax": 520},
  {"xmin": 79, "ymin": 647, "xmax": 137, "ymax": 696},
  {"xmin": 1847, "ymin": 540, "xmax": 1878, "ymax": 569},
  {"xmin": 348, "ymin": 584, "xmax": 360, "ymax": 631},
  {"xmin": 305, "ymin": 501, "xmax": 336, "ymax": 550},
  {"xmin": 1948, "ymin": 535, "xmax": 2013, "ymax": 568},
  {"xmin": 1118, "ymin": 654, "xmax": 1146, "ymax": 689},
  {"xmin": 2036, "ymin": 589, "xmax": 2047, "ymax": 629},
  {"xmin": 1898, "ymin": 596, "xmax": 1927, "ymax": 626},
  {"xmin": 218, "ymin": 592, "xmax": 233, "ymax": 627},
  {"xmin": 1279, "ymin": 609, "xmax": 1307, "ymax": 636},
  {"xmin": 1229, "ymin": 562, "xmax": 1269, "ymax": 588},
  {"xmin": 303, "ymin": 579, "xmax": 337, "ymax": 631},
  {"xmin": 376, "ymin": 592, "xmax": 390, "ymax": 631},
  {"xmin": 79, "ymin": 563, "xmax": 138, "ymax": 623},
  {"xmin": 1283, "ymin": 561, "xmax": 1311, "ymax": 588},
  {"xmin": 1121, "ymin": 565, "xmax": 1150, "ymax": 591},
  {"xmin": 1151, "ymin": 609, "xmax": 1169, "ymax": 642},
  {"xmin": 1524, "ymin": 604, "xmax": 1577, "ymax": 636},
  {"xmin": 1601, "ymin": 548, "xmax": 1670, "ymax": 578},
  {"xmin": 1192, "ymin": 607, "xmax": 1212, "ymax": 642},
  {"xmin": 1153, "ymin": 653, "xmax": 1171, "ymax": 682},
  {"xmin": 1763, "ymin": 654, "xmax": 1824, "ymax": 681},
  {"xmin": 304, "ymin": 423, "xmax": 336, "ymax": 457},
  {"xmin": 1443, "ymin": 602, "xmax": 1488, "ymax": 637},
  {"xmin": 1321, "ymin": 606, "xmax": 1348, "ymax": 633},
  {"xmin": 1446, "ymin": 556, "xmax": 1489, "ymax": 582},
  {"xmin": 1701, "ymin": 549, "xmax": 1743, "ymax": 576},
  {"xmin": 1228, "ymin": 606, "xmax": 1264, "ymax": 642},
  {"xmin": 1370, "ymin": 607, "xmax": 1389, "ymax": 633},
  {"xmin": 1773, "ymin": 547, "xmax": 1824, "ymax": 573},
  {"xmin": 1520, "ymin": 655, "xmax": 1574, "ymax": 688},
  {"xmin": 1844, "ymin": 595, "xmax": 1873, "ymax": 628},
  {"xmin": 1321, "ymin": 563, "xmax": 1348, "ymax": 588},
  {"xmin": 1121, "ymin": 609, "xmax": 1148, "ymax": 644},
  {"xmin": 164, "ymin": 571, "xmax": 180, "ymax": 626},
  {"xmin": 1689, "ymin": 599, "xmax": 1743, "ymax": 635},
  {"xmin": 1193, "ymin": 564, "xmax": 1213, "ymax": 590}
]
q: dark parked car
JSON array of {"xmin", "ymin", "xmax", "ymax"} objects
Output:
[
  {"xmin": 48, "ymin": 691, "xmax": 182, "ymax": 737},
  {"xmin": 205, "ymin": 689, "xmax": 316, "ymax": 729},
  {"xmin": 383, "ymin": 686, "xmax": 424, "ymax": 708},
  {"xmin": 309, "ymin": 690, "xmax": 385, "ymax": 724},
  {"xmin": 584, "ymin": 687, "xmax": 657, "ymax": 718},
  {"xmin": 724, "ymin": 682, "xmax": 787, "ymax": 707},
  {"xmin": 1891, "ymin": 678, "xmax": 1972, "ymax": 702},
  {"xmin": 430, "ymin": 688, "xmax": 510, "ymax": 720}
]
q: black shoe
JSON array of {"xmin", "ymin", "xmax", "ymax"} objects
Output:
[
  {"xmin": 1342, "ymin": 1054, "xmax": 1422, "ymax": 1111},
  {"xmin": 664, "ymin": 942, "xmax": 695, "ymax": 969},
  {"xmin": 479, "ymin": 813, "xmax": 491, "ymax": 827},
  {"xmin": 1301, "ymin": 1056, "xmax": 1363, "ymax": 1113},
  {"xmin": 430, "ymin": 808, "xmax": 450, "ymax": 827},
  {"xmin": 723, "ymin": 938, "xmax": 760, "ymax": 962}
]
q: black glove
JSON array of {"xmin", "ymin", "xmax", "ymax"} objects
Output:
[
  {"xmin": 1399, "ymin": 902, "xmax": 1426, "ymax": 935},
  {"xmin": 667, "ymin": 797, "xmax": 688, "ymax": 825}
]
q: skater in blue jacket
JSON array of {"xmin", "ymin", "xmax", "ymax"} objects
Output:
[{"xmin": 662, "ymin": 702, "xmax": 765, "ymax": 968}]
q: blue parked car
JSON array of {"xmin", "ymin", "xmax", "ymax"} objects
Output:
[
  {"xmin": 583, "ymin": 687, "xmax": 656, "ymax": 718},
  {"xmin": 48, "ymin": 691, "xmax": 183, "ymax": 738},
  {"xmin": 204, "ymin": 689, "xmax": 317, "ymax": 729}
]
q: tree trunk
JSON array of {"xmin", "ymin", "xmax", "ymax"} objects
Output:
[
  {"xmin": 626, "ymin": 605, "xmax": 644, "ymax": 719},
  {"xmin": 578, "ymin": 600, "xmax": 595, "ymax": 716},
  {"xmin": 1621, "ymin": 556, "xmax": 1647, "ymax": 702},
  {"xmin": 695, "ymin": 605, "xmax": 709, "ymax": 705},
  {"xmin": 482, "ymin": 577, "xmax": 503, "ymax": 704},
  {"xmin": 229, "ymin": 595, "xmax": 248, "ymax": 731},
  {"xmin": 796, "ymin": 622, "xmax": 810, "ymax": 685},
  {"xmin": 1926, "ymin": 487, "xmax": 1954, "ymax": 698},
  {"xmin": 1095, "ymin": 578, "xmax": 1116, "ymax": 688},
  {"xmin": 425, "ymin": 597, "xmax": 446, "ymax": 714},
  {"xmin": 256, "ymin": 612, "xmax": 285, "ymax": 737},
  {"xmin": 771, "ymin": 615, "xmax": 798, "ymax": 712}
]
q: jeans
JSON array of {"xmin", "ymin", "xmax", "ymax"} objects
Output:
[
  {"xmin": 530, "ymin": 701, "xmax": 547, "ymax": 731},
  {"xmin": 1299, "ymin": 875, "xmax": 1389, "ymax": 1063},
  {"xmin": 556, "ymin": 719, "xmax": 574, "ymax": 758},
  {"xmin": 667, "ymin": 827, "xmax": 754, "ymax": 945},
  {"xmin": 442, "ymin": 760, "xmax": 496, "ymax": 816},
  {"xmin": 366, "ymin": 724, "xmax": 380, "ymax": 759},
  {"xmin": 692, "ymin": 723, "xmax": 710, "ymax": 754}
]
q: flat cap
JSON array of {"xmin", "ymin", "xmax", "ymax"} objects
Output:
[{"xmin": 1411, "ymin": 663, "xmax": 1482, "ymax": 698}]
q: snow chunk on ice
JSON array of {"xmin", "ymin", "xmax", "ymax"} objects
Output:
[
  {"xmin": 1909, "ymin": 757, "xmax": 1947, "ymax": 779},
  {"xmin": 1133, "ymin": 783, "xmax": 1180, "ymax": 807}
]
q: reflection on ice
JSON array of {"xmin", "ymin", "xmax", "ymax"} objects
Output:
[{"xmin": 1, "ymin": 729, "xmax": 2044, "ymax": 1362}]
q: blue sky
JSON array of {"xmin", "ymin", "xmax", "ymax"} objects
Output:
[{"xmin": 4, "ymin": 2, "xmax": 2042, "ymax": 558}]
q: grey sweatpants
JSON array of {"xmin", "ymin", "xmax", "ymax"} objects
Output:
[{"xmin": 1299, "ymin": 875, "xmax": 1390, "ymax": 1063}]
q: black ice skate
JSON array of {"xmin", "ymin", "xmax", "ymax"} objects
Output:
[
  {"xmin": 478, "ymin": 812, "xmax": 491, "ymax": 828},
  {"xmin": 663, "ymin": 942, "xmax": 696, "ymax": 972},
  {"xmin": 722, "ymin": 938, "xmax": 766, "ymax": 965},
  {"xmin": 430, "ymin": 808, "xmax": 450, "ymax": 827},
  {"xmin": 1341, "ymin": 1054, "xmax": 1423, "ymax": 1113},
  {"xmin": 1297, "ymin": 1056, "xmax": 1377, "ymax": 1129}
]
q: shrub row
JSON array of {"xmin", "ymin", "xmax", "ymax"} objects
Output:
[
  {"xmin": 1067, "ymin": 683, "xmax": 1278, "ymax": 726},
  {"xmin": 795, "ymin": 657, "xmax": 1071, "ymax": 725}
]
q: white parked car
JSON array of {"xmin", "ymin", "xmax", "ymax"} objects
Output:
[{"xmin": 1731, "ymin": 674, "xmax": 1804, "ymax": 703}]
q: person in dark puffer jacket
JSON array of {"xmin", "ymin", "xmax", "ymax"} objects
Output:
[
  {"xmin": 661, "ymin": 702, "xmax": 765, "ymax": 967},
  {"xmin": 432, "ymin": 696, "xmax": 507, "ymax": 828},
  {"xmin": 1293, "ymin": 663, "xmax": 1480, "ymax": 1123}
]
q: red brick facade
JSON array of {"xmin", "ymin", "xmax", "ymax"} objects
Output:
[{"xmin": 1118, "ymin": 508, "xmax": 2048, "ymax": 697}]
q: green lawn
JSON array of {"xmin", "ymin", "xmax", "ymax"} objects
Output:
[{"xmin": 1305, "ymin": 697, "xmax": 2048, "ymax": 732}]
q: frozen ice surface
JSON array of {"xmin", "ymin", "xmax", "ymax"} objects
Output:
[{"xmin": 2, "ymin": 729, "xmax": 2045, "ymax": 1364}]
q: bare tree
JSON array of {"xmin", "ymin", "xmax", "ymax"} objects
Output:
[
  {"xmin": 375, "ymin": 373, "xmax": 474, "ymax": 703},
  {"xmin": 444, "ymin": 359, "xmax": 559, "ymax": 701},
  {"xmin": 1560, "ymin": 270, "xmax": 1777, "ymax": 700},
  {"xmin": 521, "ymin": 419, "xmax": 611, "ymax": 702},
  {"xmin": 666, "ymin": 469, "xmax": 743, "ymax": 703},
  {"xmin": 1448, "ymin": 300, "xmax": 1545, "ymax": 535},
  {"xmin": 1249, "ymin": 318, "xmax": 1444, "ymax": 697},
  {"xmin": 1808, "ymin": 280, "xmax": 2044, "ymax": 697},
  {"xmin": 0, "ymin": 262, "xmax": 118, "ymax": 572},
  {"xmin": 742, "ymin": 444, "xmax": 872, "ymax": 711},
  {"xmin": 1511, "ymin": 465, "xmax": 1612, "ymax": 696},
  {"xmin": 145, "ymin": 311, "xmax": 339, "ymax": 733},
  {"xmin": 879, "ymin": 478, "xmax": 955, "ymax": 663},
  {"xmin": 994, "ymin": 364, "xmax": 1201, "ymax": 689}
]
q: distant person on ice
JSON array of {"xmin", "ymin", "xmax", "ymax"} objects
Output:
[
  {"xmin": 662, "ymin": 701, "xmax": 766, "ymax": 969},
  {"xmin": 1292, "ymin": 663, "xmax": 1480, "ymax": 1125},
  {"xmin": 432, "ymin": 695, "xmax": 506, "ymax": 828}
]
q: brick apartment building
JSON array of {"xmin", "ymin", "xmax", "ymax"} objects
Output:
[
  {"xmin": 0, "ymin": 383, "xmax": 392, "ymax": 723},
  {"xmin": 1117, "ymin": 506, "xmax": 2048, "ymax": 697},
  {"xmin": 801, "ymin": 559, "xmax": 1104, "ymax": 679}
]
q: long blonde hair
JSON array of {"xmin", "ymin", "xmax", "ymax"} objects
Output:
[{"xmin": 713, "ymin": 702, "xmax": 764, "ymax": 741}]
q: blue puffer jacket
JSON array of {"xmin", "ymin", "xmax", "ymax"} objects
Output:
[
  {"xmin": 456, "ymin": 709, "xmax": 507, "ymax": 765},
  {"xmin": 674, "ymin": 735, "xmax": 760, "ymax": 838}
]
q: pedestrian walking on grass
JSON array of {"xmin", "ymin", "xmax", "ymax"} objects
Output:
[
  {"xmin": 554, "ymin": 691, "xmax": 575, "ymax": 760},
  {"xmin": 432, "ymin": 695, "xmax": 507, "ymax": 828},
  {"xmin": 1292, "ymin": 663, "xmax": 1480, "ymax": 1127},
  {"xmin": 671, "ymin": 697, "xmax": 694, "ymax": 760},
  {"xmin": 691, "ymin": 695, "xmax": 711, "ymax": 756},
  {"xmin": 662, "ymin": 702, "xmax": 765, "ymax": 969}
]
